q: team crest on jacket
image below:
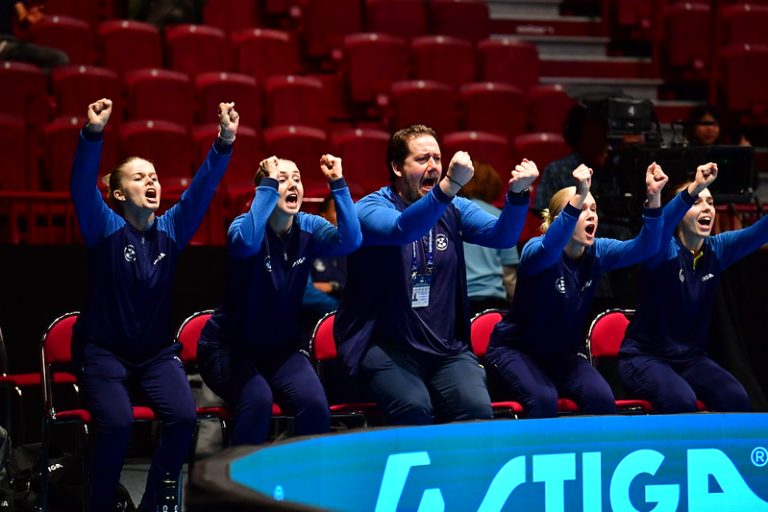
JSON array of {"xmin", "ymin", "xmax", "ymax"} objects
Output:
[
  {"xmin": 265, "ymin": 255, "xmax": 272, "ymax": 272},
  {"xmin": 124, "ymin": 244, "xmax": 136, "ymax": 262},
  {"xmin": 435, "ymin": 233, "xmax": 449, "ymax": 251},
  {"xmin": 555, "ymin": 276, "xmax": 566, "ymax": 294}
]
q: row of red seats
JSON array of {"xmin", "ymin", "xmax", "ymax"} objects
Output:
[{"xmin": 0, "ymin": 125, "xmax": 569, "ymax": 245}]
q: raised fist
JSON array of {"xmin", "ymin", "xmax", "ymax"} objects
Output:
[
  {"xmin": 86, "ymin": 98, "xmax": 113, "ymax": 133},
  {"xmin": 446, "ymin": 151, "xmax": 474, "ymax": 186},
  {"xmin": 218, "ymin": 102, "xmax": 239, "ymax": 143},
  {"xmin": 319, "ymin": 154, "xmax": 342, "ymax": 181},
  {"xmin": 509, "ymin": 158, "xmax": 539, "ymax": 193},
  {"xmin": 571, "ymin": 164, "xmax": 593, "ymax": 196},
  {"xmin": 259, "ymin": 156, "xmax": 280, "ymax": 180}
]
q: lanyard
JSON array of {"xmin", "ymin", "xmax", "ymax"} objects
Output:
[{"xmin": 411, "ymin": 229, "xmax": 434, "ymax": 277}]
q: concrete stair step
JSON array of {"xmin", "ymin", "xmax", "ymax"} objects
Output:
[
  {"xmin": 540, "ymin": 77, "xmax": 663, "ymax": 100},
  {"xmin": 488, "ymin": 0, "xmax": 563, "ymax": 18},
  {"xmin": 540, "ymin": 55, "xmax": 655, "ymax": 79},
  {"xmin": 510, "ymin": 35, "xmax": 609, "ymax": 58},
  {"xmin": 490, "ymin": 15, "xmax": 606, "ymax": 38}
]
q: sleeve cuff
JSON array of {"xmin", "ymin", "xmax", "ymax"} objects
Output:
[
  {"xmin": 213, "ymin": 139, "xmax": 233, "ymax": 154},
  {"xmin": 329, "ymin": 177, "xmax": 348, "ymax": 190},
  {"xmin": 81, "ymin": 127, "xmax": 103, "ymax": 142},
  {"xmin": 258, "ymin": 177, "xmax": 279, "ymax": 189},
  {"xmin": 562, "ymin": 203, "xmax": 581, "ymax": 218},
  {"xmin": 432, "ymin": 185, "xmax": 453, "ymax": 204},
  {"xmin": 679, "ymin": 189, "xmax": 696, "ymax": 205},
  {"xmin": 506, "ymin": 189, "xmax": 530, "ymax": 206},
  {"xmin": 643, "ymin": 206, "xmax": 663, "ymax": 218}
]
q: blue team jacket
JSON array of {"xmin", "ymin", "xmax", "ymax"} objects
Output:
[{"xmin": 70, "ymin": 129, "xmax": 232, "ymax": 362}]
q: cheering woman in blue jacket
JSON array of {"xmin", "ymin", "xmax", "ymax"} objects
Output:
[
  {"xmin": 619, "ymin": 162, "xmax": 764, "ymax": 413},
  {"xmin": 486, "ymin": 162, "xmax": 668, "ymax": 418},
  {"xmin": 197, "ymin": 154, "xmax": 362, "ymax": 446},
  {"xmin": 71, "ymin": 98, "xmax": 238, "ymax": 511}
]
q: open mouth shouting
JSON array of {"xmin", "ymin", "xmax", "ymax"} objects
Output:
[
  {"xmin": 145, "ymin": 187, "xmax": 159, "ymax": 206},
  {"xmin": 697, "ymin": 215, "xmax": 713, "ymax": 233},
  {"xmin": 284, "ymin": 191, "xmax": 300, "ymax": 209},
  {"xmin": 420, "ymin": 174, "xmax": 439, "ymax": 194},
  {"xmin": 585, "ymin": 223, "xmax": 596, "ymax": 238}
]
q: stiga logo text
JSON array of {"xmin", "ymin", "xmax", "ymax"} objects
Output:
[{"xmin": 375, "ymin": 448, "xmax": 768, "ymax": 512}]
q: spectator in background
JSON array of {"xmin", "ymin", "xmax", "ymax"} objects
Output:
[
  {"xmin": 127, "ymin": 0, "xmax": 203, "ymax": 27},
  {"xmin": 685, "ymin": 105, "xmax": 723, "ymax": 146},
  {"xmin": 0, "ymin": 1, "xmax": 69, "ymax": 69},
  {"xmin": 458, "ymin": 160, "xmax": 519, "ymax": 316},
  {"xmin": 309, "ymin": 196, "xmax": 347, "ymax": 300}
]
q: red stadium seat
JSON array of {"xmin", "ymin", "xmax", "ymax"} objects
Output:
[
  {"xmin": 343, "ymin": 33, "xmax": 409, "ymax": 104},
  {"xmin": 365, "ymin": 0, "xmax": 427, "ymax": 39},
  {"xmin": 410, "ymin": 35, "xmax": 476, "ymax": 88},
  {"xmin": 202, "ymin": 0, "xmax": 262, "ymax": 33},
  {"xmin": 0, "ymin": 115, "xmax": 29, "ymax": 190},
  {"xmin": 477, "ymin": 38, "xmax": 540, "ymax": 93},
  {"xmin": 0, "ymin": 62, "xmax": 50, "ymax": 125},
  {"xmin": 30, "ymin": 15, "xmax": 94, "ymax": 65},
  {"xmin": 232, "ymin": 28, "xmax": 302, "ymax": 81},
  {"xmin": 124, "ymin": 69, "xmax": 195, "ymax": 127},
  {"xmin": 51, "ymin": 65, "xmax": 123, "ymax": 120},
  {"xmin": 526, "ymin": 84, "xmax": 576, "ymax": 134},
  {"xmin": 264, "ymin": 75, "xmax": 328, "ymax": 129},
  {"xmin": 42, "ymin": 116, "xmax": 118, "ymax": 192},
  {"xmin": 263, "ymin": 125, "xmax": 329, "ymax": 197},
  {"xmin": 389, "ymin": 80, "xmax": 461, "ymax": 135},
  {"xmin": 662, "ymin": 2, "xmax": 712, "ymax": 82},
  {"xmin": 442, "ymin": 131, "xmax": 512, "ymax": 180},
  {"xmin": 297, "ymin": 0, "xmax": 363, "ymax": 59},
  {"xmin": 165, "ymin": 24, "xmax": 231, "ymax": 76},
  {"xmin": 719, "ymin": 3, "xmax": 768, "ymax": 47},
  {"xmin": 194, "ymin": 72, "xmax": 262, "ymax": 128},
  {"xmin": 511, "ymin": 132, "xmax": 569, "ymax": 172},
  {"xmin": 428, "ymin": 0, "xmax": 490, "ymax": 43},
  {"xmin": 330, "ymin": 127, "xmax": 390, "ymax": 196},
  {"xmin": 193, "ymin": 124, "xmax": 260, "ymax": 191},
  {"xmin": 460, "ymin": 82, "xmax": 526, "ymax": 143},
  {"xmin": 43, "ymin": 0, "xmax": 101, "ymax": 27},
  {"xmin": 715, "ymin": 43, "xmax": 768, "ymax": 114},
  {"xmin": 119, "ymin": 120, "xmax": 192, "ymax": 184},
  {"xmin": 97, "ymin": 20, "xmax": 163, "ymax": 75}
]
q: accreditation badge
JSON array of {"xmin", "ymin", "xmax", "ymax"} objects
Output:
[{"xmin": 411, "ymin": 273, "xmax": 432, "ymax": 308}]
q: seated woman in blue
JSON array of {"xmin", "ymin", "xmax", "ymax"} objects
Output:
[
  {"xmin": 71, "ymin": 98, "xmax": 239, "ymax": 511},
  {"xmin": 198, "ymin": 154, "xmax": 362, "ymax": 446},
  {"xmin": 618, "ymin": 162, "xmax": 762, "ymax": 413},
  {"xmin": 486, "ymin": 162, "xmax": 668, "ymax": 418}
]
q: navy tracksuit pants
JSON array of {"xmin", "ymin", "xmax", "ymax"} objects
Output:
[{"xmin": 76, "ymin": 343, "xmax": 196, "ymax": 512}]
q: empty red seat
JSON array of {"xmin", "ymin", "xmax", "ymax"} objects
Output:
[
  {"xmin": 365, "ymin": 0, "xmax": 427, "ymax": 39},
  {"xmin": 124, "ymin": 69, "xmax": 195, "ymax": 127},
  {"xmin": 30, "ymin": 15, "xmax": 94, "ymax": 65},
  {"xmin": 716, "ymin": 43, "xmax": 768, "ymax": 114},
  {"xmin": 343, "ymin": 33, "xmax": 409, "ymax": 104},
  {"xmin": 44, "ymin": 0, "xmax": 100, "ymax": 27},
  {"xmin": 389, "ymin": 80, "xmax": 461, "ymax": 135},
  {"xmin": 194, "ymin": 72, "xmax": 262, "ymax": 128},
  {"xmin": 410, "ymin": 35, "xmax": 476, "ymax": 88},
  {"xmin": 720, "ymin": 3, "xmax": 768, "ymax": 47},
  {"xmin": 512, "ymin": 132, "xmax": 570, "ymax": 172},
  {"xmin": 97, "ymin": 20, "xmax": 162, "ymax": 75},
  {"xmin": 477, "ymin": 38, "xmax": 540, "ymax": 93},
  {"xmin": 51, "ymin": 65, "xmax": 123, "ymax": 120},
  {"xmin": 330, "ymin": 127, "xmax": 390, "ymax": 196},
  {"xmin": 663, "ymin": 2, "xmax": 711, "ymax": 81},
  {"xmin": 232, "ymin": 28, "xmax": 302, "ymax": 81},
  {"xmin": 193, "ymin": 124, "xmax": 260, "ymax": 191},
  {"xmin": 0, "ymin": 62, "xmax": 49, "ymax": 125},
  {"xmin": 42, "ymin": 116, "xmax": 118, "ymax": 191},
  {"xmin": 165, "ymin": 24, "xmax": 231, "ymax": 76},
  {"xmin": 202, "ymin": 0, "xmax": 262, "ymax": 33},
  {"xmin": 263, "ymin": 125, "xmax": 329, "ymax": 196},
  {"xmin": 119, "ymin": 120, "xmax": 192, "ymax": 184},
  {"xmin": 297, "ymin": 0, "xmax": 363, "ymax": 59},
  {"xmin": 428, "ymin": 0, "xmax": 490, "ymax": 43},
  {"xmin": 461, "ymin": 82, "xmax": 526, "ymax": 143},
  {"xmin": 526, "ymin": 84, "xmax": 576, "ymax": 134},
  {"xmin": 442, "ymin": 131, "xmax": 512, "ymax": 179},
  {"xmin": 264, "ymin": 75, "xmax": 328, "ymax": 129},
  {"xmin": 0, "ymin": 115, "xmax": 29, "ymax": 190}
]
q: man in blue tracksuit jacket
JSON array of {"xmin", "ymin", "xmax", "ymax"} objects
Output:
[
  {"xmin": 486, "ymin": 162, "xmax": 668, "ymax": 418},
  {"xmin": 619, "ymin": 162, "xmax": 765, "ymax": 412},
  {"xmin": 334, "ymin": 124, "xmax": 538, "ymax": 425},
  {"xmin": 197, "ymin": 154, "xmax": 361, "ymax": 446},
  {"xmin": 70, "ymin": 98, "xmax": 238, "ymax": 511}
]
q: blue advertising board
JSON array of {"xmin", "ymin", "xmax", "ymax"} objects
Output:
[{"xmin": 229, "ymin": 413, "xmax": 768, "ymax": 511}]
